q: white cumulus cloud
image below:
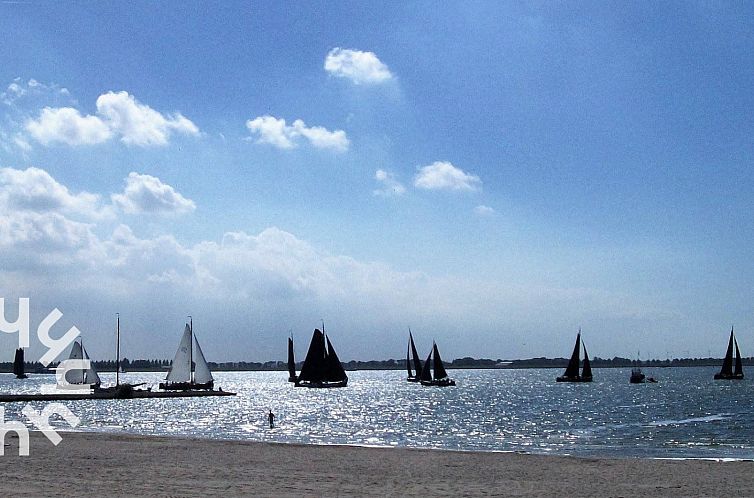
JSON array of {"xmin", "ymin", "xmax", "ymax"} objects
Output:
[
  {"xmin": 23, "ymin": 91, "xmax": 199, "ymax": 147},
  {"xmin": 414, "ymin": 161, "xmax": 482, "ymax": 192},
  {"xmin": 0, "ymin": 166, "xmax": 109, "ymax": 219},
  {"xmin": 95, "ymin": 91, "xmax": 199, "ymax": 146},
  {"xmin": 111, "ymin": 172, "xmax": 196, "ymax": 215},
  {"xmin": 324, "ymin": 48, "xmax": 394, "ymax": 85},
  {"xmin": 373, "ymin": 169, "xmax": 406, "ymax": 197},
  {"xmin": 25, "ymin": 107, "xmax": 112, "ymax": 146},
  {"xmin": 246, "ymin": 115, "xmax": 349, "ymax": 152}
]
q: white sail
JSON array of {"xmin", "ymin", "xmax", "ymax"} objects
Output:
[
  {"xmin": 82, "ymin": 344, "xmax": 101, "ymax": 385},
  {"xmin": 166, "ymin": 324, "xmax": 192, "ymax": 383},
  {"xmin": 65, "ymin": 340, "xmax": 101, "ymax": 386},
  {"xmin": 192, "ymin": 334, "xmax": 213, "ymax": 384},
  {"xmin": 65, "ymin": 341, "xmax": 85, "ymax": 385}
]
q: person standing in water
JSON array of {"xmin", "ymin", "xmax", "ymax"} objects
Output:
[{"xmin": 268, "ymin": 410, "xmax": 275, "ymax": 429}]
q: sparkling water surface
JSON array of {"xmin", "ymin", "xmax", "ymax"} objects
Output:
[{"xmin": 2, "ymin": 367, "xmax": 753, "ymax": 459}]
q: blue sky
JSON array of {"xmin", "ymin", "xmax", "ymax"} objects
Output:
[{"xmin": 1, "ymin": 1, "xmax": 753, "ymax": 363}]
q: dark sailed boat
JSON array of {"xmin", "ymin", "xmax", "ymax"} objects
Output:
[
  {"xmin": 714, "ymin": 326, "xmax": 744, "ymax": 380},
  {"xmin": 406, "ymin": 329, "xmax": 423, "ymax": 382},
  {"xmin": 556, "ymin": 330, "xmax": 593, "ymax": 382},
  {"xmin": 13, "ymin": 348, "xmax": 27, "ymax": 379},
  {"xmin": 295, "ymin": 328, "xmax": 348, "ymax": 388},
  {"xmin": 287, "ymin": 336, "xmax": 297, "ymax": 383},
  {"xmin": 419, "ymin": 342, "xmax": 455, "ymax": 387}
]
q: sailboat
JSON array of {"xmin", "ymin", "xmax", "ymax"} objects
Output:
[
  {"xmin": 13, "ymin": 348, "xmax": 27, "ymax": 379},
  {"xmin": 630, "ymin": 351, "xmax": 646, "ymax": 384},
  {"xmin": 556, "ymin": 330, "xmax": 593, "ymax": 382},
  {"xmin": 65, "ymin": 339, "xmax": 102, "ymax": 388},
  {"xmin": 406, "ymin": 329, "xmax": 423, "ymax": 382},
  {"xmin": 159, "ymin": 317, "xmax": 215, "ymax": 391},
  {"xmin": 629, "ymin": 366, "xmax": 646, "ymax": 384},
  {"xmin": 714, "ymin": 326, "xmax": 744, "ymax": 380},
  {"xmin": 295, "ymin": 326, "xmax": 348, "ymax": 388},
  {"xmin": 287, "ymin": 335, "xmax": 297, "ymax": 383},
  {"xmin": 419, "ymin": 342, "xmax": 455, "ymax": 387}
]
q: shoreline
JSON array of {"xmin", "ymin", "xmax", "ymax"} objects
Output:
[
  {"xmin": 52, "ymin": 428, "xmax": 754, "ymax": 462},
  {"xmin": 1, "ymin": 431, "xmax": 753, "ymax": 497}
]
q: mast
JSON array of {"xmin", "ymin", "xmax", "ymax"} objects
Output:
[
  {"xmin": 409, "ymin": 329, "xmax": 422, "ymax": 377},
  {"xmin": 582, "ymin": 342, "xmax": 592, "ymax": 379},
  {"xmin": 189, "ymin": 315, "xmax": 194, "ymax": 384},
  {"xmin": 562, "ymin": 330, "xmax": 581, "ymax": 378},
  {"xmin": 115, "ymin": 313, "xmax": 120, "ymax": 386},
  {"xmin": 420, "ymin": 349, "xmax": 432, "ymax": 382},
  {"xmin": 720, "ymin": 327, "xmax": 734, "ymax": 377},
  {"xmin": 81, "ymin": 338, "xmax": 86, "ymax": 384},
  {"xmin": 433, "ymin": 342, "xmax": 449, "ymax": 380},
  {"xmin": 406, "ymin": 335, "xmax": 412, "ymax": 377}
]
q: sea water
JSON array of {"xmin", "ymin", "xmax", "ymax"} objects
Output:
[{"xmin": 1, "ymin": 366, "xmax": 752, "ymax": 459}]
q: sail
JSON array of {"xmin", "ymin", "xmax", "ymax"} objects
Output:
[
  {"xmin": 298, "ymin": 329, "xmax": 326, "ymax": 383},
  {"xmin": 420, "ymin": 350, "xmax": 432, "ymax": 382},
  {"xmin": 719, "ymin": 329, "xmax": 735, "ymax": 377},
  {"xmin": 581, "ymin": 343, "xmax": 592, "ymax": 379},
  {"xmin": 65, "ymin": 341, "xmax": 86, "ymax": 384},
  {"xmin": 192, "ymin": 333, "xmax": 213, "ymax": 384},
  {"xmin": 734, "ymin": 338, "xmax": 743, "ymax": 377},
  {"xmin": 409, "ymin": 332, "xmax": 422, "ymax": 377},
  {"xmin": 406, "ymin": 337, "xmax": 412, "ymax": 377},
  {"xmin": 562, "ymin": 333, "xmax": 581, "ymax": 378},
  {"xmin": 13, "ymin": 348, "xmax": 24, "ymax": 377},
  {"xmin": 65, "ymin": 341, "xmax": 100, "ymax": 385},
  {"xmin": 432, "ymin": 343, "xmax": 449, "ymax": 380},
  {"xmin": 82, "ymin": 344, "xmax": 101, "ymax": 385},
  {"xmin": 324, "ymin": 335, "xmax": 348, "ymax": 382},
  {"xmin": 288, "ymin": 337, "xmax": 297, "ymax": 379},
  {"xmin": 166, "ymin": 324, "xmax": 192, "ymax": 383}
]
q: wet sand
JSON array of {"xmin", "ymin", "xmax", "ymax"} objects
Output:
[{"xmin": 1, "ymin": 431, "xmax": 753, "ymax": 497}]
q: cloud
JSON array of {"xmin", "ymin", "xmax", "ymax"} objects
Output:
[
  {"xmin": 23, "ymin": 90, "xmax": 199, "ymax": 147},
  {"xmin": 373, "ymin": 169, "xmax": 406, "ymax": 197},
  {"xmin": 474, "ymin": 205, "xmax": 496, "ymax": 216},
  {"xmin": 25, "ymin": 107, "xmax": 112, "ymax": 146},
  {"xmin": 324, "ymin": 48, "xmax": 394, "ymax": 85},
  {"xmin": 111, "ymin": 172, "xmax": 196, "ymax": 215},
  {"xmin": 95, "ymin": 91, "xmax": 199, "ymax": 146},
  {"xmin": 246, "ymin": 115, "xmax": 349, "ymax": 151},
  {"xmin": 0, "ymin": 166, "xmax": 109, "ymax": 219},
  {"xmin": 0, "ymin": 165, "xmax": 677, "ymax": 362},
  {"xmin": 1, "ymin": 78, "xmax": 71, "ymax": 106},
  {"xmin": 414, "ymin": 161, "xmax": 482, "ymax": 191}
]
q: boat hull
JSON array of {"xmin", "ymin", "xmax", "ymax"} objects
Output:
[
  {"xmin": 294, "ymin": 380, "xmax": 348, "ymax": 388},
  {"xmin": 420, "ymin": 378, "xmax": 456, "ymax": 387},
  {"xmin": 630, "ymin": 370, "xmax": 646, "ymax": 384},
  {"xmin": 407, "ymin": 376, "xmax": 421, "ymax": 383},
  {"xmin": 713, "ymin": 373, "xmax": 744, "ymax": 380},
  {"xmin": 288, "ymin": 376, "xmax": 298, "ymax": 383},
  {"xmin": 159, "ymin": 381, "xmax": 214, "ymax": 391},
  {"xmin": 556, "ymin": 376, "xmax": 593, "ymax": 382}
]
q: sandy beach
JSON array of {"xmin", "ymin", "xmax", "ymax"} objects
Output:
[{"xmin": 0, "ymin": 431, "xmax": 751, "ymax": 497}]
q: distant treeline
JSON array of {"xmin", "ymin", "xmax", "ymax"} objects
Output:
[{"xmin": 0, "ymin": 356, "xmax": 747, "ymax": 373}]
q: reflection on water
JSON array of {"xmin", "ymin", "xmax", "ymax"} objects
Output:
[{"xmin": 2, "ymin": 366, "xmax": 753, "ymax": 459}]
